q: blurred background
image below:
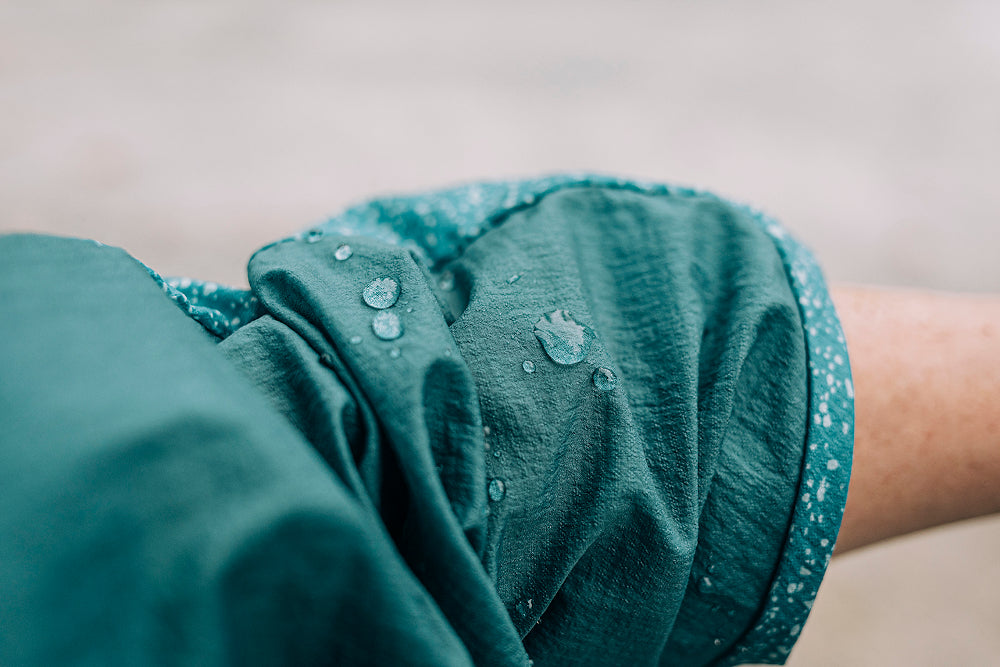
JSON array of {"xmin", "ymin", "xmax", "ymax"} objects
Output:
[{"xmin": 3, "ymin": 1, "xmax": 999, "ymax": 664}]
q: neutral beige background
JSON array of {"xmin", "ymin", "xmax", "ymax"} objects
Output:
[{"xmin": 3, "ymin": 2, "xmax": 999, "ymax": 664}]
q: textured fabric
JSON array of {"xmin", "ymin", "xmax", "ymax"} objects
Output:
[{"xmin": 0, "ymin": 176, "xmax": 853, "ymax": 666}]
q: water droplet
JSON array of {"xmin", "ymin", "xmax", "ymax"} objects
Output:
[
  {"xmin": 488, "ymin": 478, "xmax": 506, "ymax": 501},
  {"xmin": 438, "ymin": 271, "xmax": 455, "ymax": 291},
  {"xmin": 592, "ymin": 367, "xmax": 617, "ymax": 390},
  {"xmin": 713, "ymin": 638, "xmax": 722, "ymax": 647},
  {"xmin": 522, "ymin": 360, "xmax": 535, "ymax": 373},
  {"xmin": 372, "ymin": 311, "xmax": 403, "ymax": 340},
  {"xmin": 507, "ymin": 274, "xmax": 521, "ymax": 284},
  {"xmin": 493, "ymin": 450, "xmax": 502, "ymax": 459},
  {"xmin": 483, "ymin": 425, "xmax": 491, "ymax": 436},
  {"xmin": 334, "ymin": 243, "xmax": 353, "ymax": 260},
  {"xmin": 389, "ymin": 348, "xmax": 401, "ymax": 359},
  {"xmin": 406, "ymin": 307, "xmax": 414, "ymax": 313},
  {"xmin": 305, "ymin": 229, "xmax": 322, "ymax": 243},
  {"xmin": 363, "ymin": 277, "xmax": 400, "ymax": 309},
  {"xmin": 697, "ymin": 576, "xmax": 714, "ymax": 594},
  {"xmin": 349, "ymin": 335, "xmax": 362, "ymax": 345},
  {"xmin": 533, "ymin": 310, "xmax": 594, "ymax": 365}
]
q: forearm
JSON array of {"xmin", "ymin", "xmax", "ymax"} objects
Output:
[{"xmin": 832, "ymin": 285, "xmax": 1000, "ymax": 553}]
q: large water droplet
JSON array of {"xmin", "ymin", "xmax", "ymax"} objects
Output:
[
  {"xmin": 522, "ymin": 360, "xmax": 535, "ymax": 373},
  {"xmin": 372, "ymin": 311, "xmax": 403, "ymax": 340},
  {"xmin": 533, "ymin": 310, "xmax": 594, "ymax": 365},
  {"xmin": 438, "ymin": 271, "xmax": 455, "ymax": 291},
  {"xmin": 592, "ymin": 367, "xmax": 617, "ymax": 391},
  {"xmin": 334, "ymin": 243, "xmax": 353, "ymax": 260},
  {"xmin": 363, "ymin": 277, "xmax": 400, "ymax": 309},
  {"xmin": 488, "ymin": 478, "xmax": 506, "ymax": 502}
]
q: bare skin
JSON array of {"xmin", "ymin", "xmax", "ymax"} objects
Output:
[{"xmin": 832, "ymin": 285, "xmax": 1000, "ymax": 554}]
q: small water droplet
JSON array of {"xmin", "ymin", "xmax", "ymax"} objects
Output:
[
  {"xmin": 493, "ymin": 450, "xmax": 502, "ymax": 459},
  {"xmin": 713, "ymin": 638, "xmax": 722, "ymax": 647},
  {"xmin": 363, "ymin": 277, "xmax": 400, "ymax": 309},
  {"xmin": 349, "ymin": 335, "xmax": 362, "ymax": 345},
  {"xmin": 488, "ymin": 478, "xmax": 506, "ymax": 501},
  {"xmin": 389, "ymin": 348, "xmax": 401, "ymax": 359},
  {"xmin": 438, "ymin": 271, "xmax": 455, "ymax": 291},
  {"xmin": 697, "ymin": 576, "xmax": 714, "ymax": 594},
  {"xmin": 406, "ymin": 307, "xmax": 414, "ymax": 313},
  {"xmin": 592, "ymin": 367, "xmax": 617, "ymax": 391},
  {"xmin": 507, "ymin": 274, "xmax": 521, "ymax": 284},
  {"xmin": 522, "ymin": 360, "xmax": 535, "ymax": 373},
  {"xmin": 533, "ymin": 310, "xmax": 594, "ymax": 365},
  {"xmin": 334, "ymin": 243, "xmax": 353, "ymax": 260},
  {"xmin": 483, "ymin": 425, "xmax": 491, "ymax": 436},
  {"xmin": 372, "ymin": 311, "xmax": 403, "ymax": 340},
  {"xmin": 305, "ymin": 229, "xmax": 322, "ymax": 243}
]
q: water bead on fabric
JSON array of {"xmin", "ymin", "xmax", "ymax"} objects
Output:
[
  {"xmin": 522, "ymin": 360, "xmax": 535, "ymax": 373},
  {"xmin": 592, "ymin": 367, "xmax": 617, "ymax": 391},
  {"xmin": 507, "ymin": 274, "xmax": 521, "ymax": 284},
  {"xmin": 533, "ymin": 310, "xmax": 594, "ymax": 365},
  {"xmin": 487, "ymin": 479, "xmax": 506, "ymax": 502},
  {"xmin": 438, "ymin": 271, "xmax": 455, "ymax": 291},
  {"xmin": 363, "ymin": 277, "xmax": 400, "ymax": 309},
  {"xmin": 349, "ymin": 335, "xmax": 363, "ymax": 345},
  {"xmin": 371, "ymin": 311, "xmax": 403, "ymax": 340},
  {"xmin": 334, "ymin": 244, "xmax": 353, "ymax": 261},
  {"xmin": 515, "ymin": 599, "xmax": 532, "ymax": 617}
]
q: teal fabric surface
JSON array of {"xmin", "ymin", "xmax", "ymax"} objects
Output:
[{"xmin": 0, "ymin": 176, "xmax": 853, "ymax": 666}]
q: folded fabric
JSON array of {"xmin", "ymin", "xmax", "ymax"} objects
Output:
[{"xmin": 0, "ymin": 175, "xmax": 853, "ymax": 666}]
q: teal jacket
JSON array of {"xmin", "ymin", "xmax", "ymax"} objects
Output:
[{"xmin": 0, "ymin": 175, "xmax": 853, "ymax": 666}]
